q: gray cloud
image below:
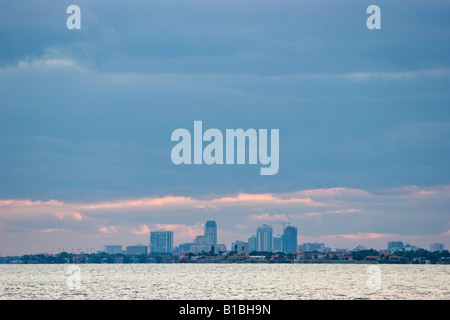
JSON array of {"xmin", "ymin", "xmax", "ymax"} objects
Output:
[{"xmin": 1, "ymin": 1, "xmax": 449, "ymax": 255}]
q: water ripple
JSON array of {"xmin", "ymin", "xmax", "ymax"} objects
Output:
[{"xmin": 1, "ymin": 264, "xmax": 449, "ymax": 300}]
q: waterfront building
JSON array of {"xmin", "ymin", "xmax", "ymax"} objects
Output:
[
  {"xmin": 126, "ymin": 244, "xmax": 148, "ymax": 255},
  {"xmin": 190, "ymin": 243, "xmax": 226, "ymax": 254},
  {"xmin": 150, "ymin": 229, "xmax": 173, "ymax": 253},
  {"xmin": 430, "ymin": 243, "xmax": 445, "ymax": 253},
  {"xmin": 403, "ymin": 244, "xmax": 420, "ymax": 252},
  {"xmin": 231, "ymin": 241, "xmax": 248, "ymax": 252},
  {"xmin": 388, "ymin": 241, "xmax": 404, "ymax": 252},
  {"xmin": 257, "ymin": 224, "xmax": 273, "ymax": 252},
  {"xmin": 272, "ymin": 234, "xmax": 282, "ymax": 252},
  {"xmin": 103, "ymin": 245, "xmax": 123, "ymax": 255},
  {"xmin": 194, "ymin": 235, "xmax": 208, "ymax": 245},
  {"xmin": 248, "ymin": 235, "xmax": 257, "ymax": 251},
  {"xmin": 299, "ymin": 242, "xmax": 325, "ymax": 253},
  {"xmin": 177, "ymin": 221, "xmax": 227, "ymax": 253},
  {"xmin": 215, "ymin": 244, "xmax": 227, "ymax": 253},
  {"xmin": 205, "ymin": 221, "xmax": 217, "ymax": 246},
  {"xmin": 184, "ymin": 221, "xmax": 226, "ymax": 254},
  {"xmin": 174, "ymin": 243, "xmax": 193, "ymax": 254},
  {"xmin": 191, "ymin": 235, "xmax": 212, "ymax": 253},
  {"xmin": 282, "ymin": 226, "xmax": 298, "ymax": 254}
]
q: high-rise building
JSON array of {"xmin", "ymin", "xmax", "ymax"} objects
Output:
[
  {"xmin": 257, "ymin": 224, "xmax": 273, "ymax": 252},
  {"xmin": 272, "ymin": 234, "xmax": 282, "ymax": 252},
  {"xmin": 282, "ymin": 226, "xmax": 298, "ymax": 254},
  {"xmin": 150, "ymin": 229, "xmax": 173, "ymax": 253},
  {"xmin": 388, "ymin": 241, "xmax": 404, "ymax": 252},
  {"xmin": 205, "ymin": 221, "xmax": 217, "ymax": 246},
  {"xmin": 103, "ymin": 245, "xmax": 123, "ymax": 255},
  {"xmin": 187, "ymin": 220, "xmax": 225, "ymax": 254},
  {"xmin": 248, "ymin": 235, "xmax": 257, "ymax": 251},
  {"xmin": 430, "ymin": 243, "xmax": 444, "ymax": 253}
]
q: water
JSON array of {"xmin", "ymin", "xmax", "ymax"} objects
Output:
[{"xmin": 0, "ymin": 264, "xmax": 449, "ymax": 300}]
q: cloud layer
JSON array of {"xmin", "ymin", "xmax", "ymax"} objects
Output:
[
  {"xmin": 1, "ymin": 186, "xmax": 449, "ymax": 255},
  {"xmin": 1, "ymin": 1, "xmax": 449, "ymax": 254}
]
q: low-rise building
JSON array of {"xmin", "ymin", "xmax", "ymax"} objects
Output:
[
  {"xmin": 249, "ymin": 255, "xmax": 266, "ymax": 260},
  {"xmin": 388, "ymin": 255, "xmax": 408, "ymax": 262},
  {"xmin": 364, "ymin": 256, "xmax": 380, "ymax": 261},
  {"xmin": 126, "ymin": 244, "xmax": 148, "ymax": 255}
]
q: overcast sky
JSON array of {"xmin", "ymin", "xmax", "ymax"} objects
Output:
[{"xmin": 1, "ymin": 0, "xmax": 449, "ymax": 255}]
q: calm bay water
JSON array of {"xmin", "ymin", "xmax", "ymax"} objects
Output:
[{"xmin": 1, "ymin": 264, "xmax": 449, "ymax": 300}]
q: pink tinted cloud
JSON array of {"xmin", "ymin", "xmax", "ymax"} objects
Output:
[
  {"xmin": 75, "ymin": 192, "xmax": 326, "ymax": 213},
  {"xmin": 328, "ymin": 209, "xmax": 362, "ymax": 214},
  {"xmin": 98, "ymin": 226, "xmax": 119, "ymax": 235},
  {"xmin": 0, "ymin": 189, "xmax": 337, "ymax": 219},
  {"xmin": 212, "ymin": 193, "xmax": 326, "ymax": 207},
  {"xmin": 82, "ymin": 196, "xmax": 196, "ymax": 210},
  {"xmin": 249, "ymin": 213, "xmax": 288, "ymax": 221},
  {"xmin": 323, "ymin": 232, "xmax": 397, "ymax": 240},
  {"xmin": 40, "ymin": 228, "xmax": 64, "ymax": 233},
  {"xmin": 382, "ymin": 185, "xmax": 450, "ymax": 198},
  {"xmin": 289, "ymin": 212, "xmax": 322, "ymax": 219},
  {"xmin": 55, "ymin": 211, "xmax": 83, "ymax": 221},
  {"xmin": 292, "ymin": 188, "xmax": 370, "ymax": 198},
  {"xmin": 132, "ymin": 224, "xmax": 150, "ymax": 235},
  {"xmin": 0, "ymin": 199, "xmax": 64, "ymax": 207},
  {"xmin": 152, "ymin": 223, "xmax": 204, "ymax": 241}
]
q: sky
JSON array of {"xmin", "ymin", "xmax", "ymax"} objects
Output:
[{"xmin": 0, "ymin": 0, "xmax": 449, "ymax": 255}]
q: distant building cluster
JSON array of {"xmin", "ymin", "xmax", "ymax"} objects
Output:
[
  {"xmin": 100, "ymin": 221, "xmax": 446, "ymax": 259},
  {"xmin": 386, "ymin": 241, "xmax": 436, "ymax": 253},
  {"xmin": 100, "ymin": 221, "xmax": 301, "ymax": 256},
  {"xmin": 103, "ymin": 244, "xmax": 148, "ymax": 255},
  {"xmin": 2, "ymin": 230, "xmax": 448, "ymax": 264},
  {"xmin": 230, "ymin": 223, "xmax": 298, "ymax": 254},
  {"xmin": 430, "ymin": 242, "xmax": 445, "ymax": 253},
  {"xmin": 173, "ymin": 221, "xmax": 227, "ymax": 254}
]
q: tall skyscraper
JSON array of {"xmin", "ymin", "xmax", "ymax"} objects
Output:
[
  {"xmin": 205, "ymin": 221, "xmax": 217, "ymax": 245},
  {"xmin": 282, "ymin": 226, "xmax": 298, "ymax": 253},
  {"xmin": 150, "ymin": 229, "xmax": 173, "ymax": 253},
  {"xmin": 272, "ymin": 234, "xmax": 282, "ymax": 252},
  {"xmin": 248, "ymin": 235, "xmax": 257, "ymax": 251},
  {"xmin": 257, "ymin": 224, "xmax": 273, "ymax": 252}
]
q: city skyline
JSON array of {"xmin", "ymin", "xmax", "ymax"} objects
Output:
[
  {"xmin": 1, "ymin": 1, "xmax": 449, "ymax": 256},
  {"xmin": 3, "ymin": 219, "xmax": 445, "ymax": 257},
  {"xmin": 1, "ymin": 186, "xmax": 450, "ymax": 256}
]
